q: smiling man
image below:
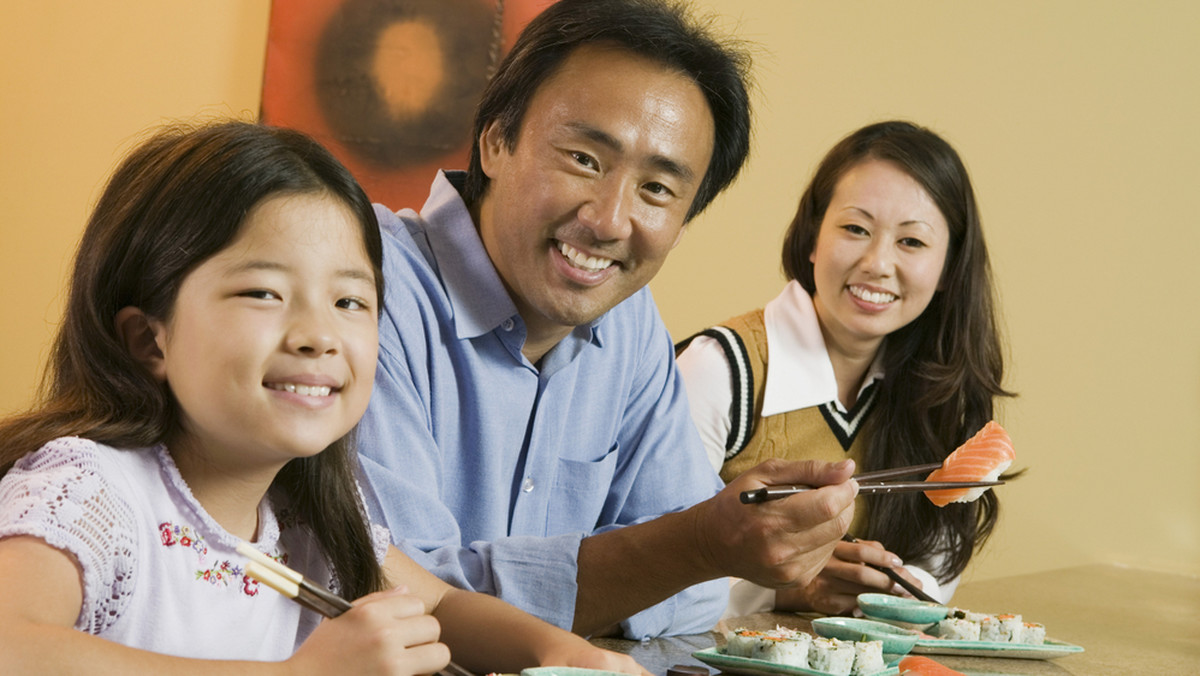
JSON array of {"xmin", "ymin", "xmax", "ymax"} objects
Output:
[{"xmin": 357, "ymin": 0, "xmax": 859, "ymax": 639}]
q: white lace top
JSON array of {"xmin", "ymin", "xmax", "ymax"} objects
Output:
[{"xmin": 0, "ymin": 436, "xmax": 389, "ymax": 660}]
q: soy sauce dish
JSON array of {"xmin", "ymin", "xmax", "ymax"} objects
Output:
[
  {"xmin": 856, "ymin": 593, "xmax": 949, "ymax": 629},
  {"xmin": 811, "ymin": 617, "xmax": 921, "ymax": 655}
]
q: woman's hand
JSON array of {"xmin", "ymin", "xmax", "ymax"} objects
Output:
[
  {"xmin": 774, "ymin": 539, "xmax": 923, "ymax": 616},
  {"xmin": 288, "ymin": 586, "xmax": 450, "ymax": 676}
]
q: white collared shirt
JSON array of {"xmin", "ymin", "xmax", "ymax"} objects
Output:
[{"xmin": 678, "ymin": 280, "xmax": 884, "ymax": 472}]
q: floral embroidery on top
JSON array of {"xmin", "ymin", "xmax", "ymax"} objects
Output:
[{"xmin": 158, "ymin": 521, "xmax": 288, "ymax": 599}]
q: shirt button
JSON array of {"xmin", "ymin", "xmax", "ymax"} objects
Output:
[
  {"xmin": 501, "ymin": 318, "xmax": 515, "ymax": 331},
  {"xmin": 522, "ymin": 477, "xmax": 535, "ymax": 493}
]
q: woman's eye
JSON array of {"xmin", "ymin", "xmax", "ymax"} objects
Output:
[
  {"xmin": 842, "ymin": 224, "xmax": 869, "ymax": 236},
  {"xmin": 900, "ymin": 237, "xmax": 927, "ymax": 248},
  {"xmin": 240, "ymin": 289, "xmax": 279, "ymax": 300}
]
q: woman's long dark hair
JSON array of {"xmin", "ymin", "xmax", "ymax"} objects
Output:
[
  {"xmin": 0, "ymin": 120, "xmax": 387, "ymax": 599},
  {"xmin": 781, "ymin": 121, "xmax": 1014, "ymax": 581}
]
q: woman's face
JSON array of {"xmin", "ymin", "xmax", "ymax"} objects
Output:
[{"xmin": 809, "ymin": 158, "xmax": 950, "ymax": 356}]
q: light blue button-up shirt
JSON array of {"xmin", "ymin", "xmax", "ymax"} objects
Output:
[{"xmin": 357, "ymin": 172, "xmax": 728, "ymax": 638}]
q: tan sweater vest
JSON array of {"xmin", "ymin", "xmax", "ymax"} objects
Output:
[{"xmin": 713, "ymin": 310, "xmax": 872, "ymax": 533}]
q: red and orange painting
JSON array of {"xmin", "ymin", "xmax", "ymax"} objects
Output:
[{"xmin": 261, "ymin": 0, "xmax": 557, "ymax": 211}]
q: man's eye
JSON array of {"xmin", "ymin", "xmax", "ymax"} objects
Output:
[
  {"xmin": 644, "ymin": 182, "xmax": 672, "ymax": 197},
  {"xmin": 571, "ymin": 152, "xmax": 598, "ymax": 170}
]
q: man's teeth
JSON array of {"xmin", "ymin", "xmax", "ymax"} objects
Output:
[
  {"xmin": 268, "ymin": 383, "xmax": 332, "ymax": 397},
  {"xmin": 558, "ymin": 241, "xmax": 614, "ymax": 272},
  {"xmin": 850, "ymin": 286, "xmax": 897, "ymax": 304}
]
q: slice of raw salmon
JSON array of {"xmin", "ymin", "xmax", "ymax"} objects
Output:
[{"xmin": 923, "ymin": 420, "xmax": 1014, "ymax": 507}]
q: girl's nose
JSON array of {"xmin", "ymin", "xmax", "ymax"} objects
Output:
[{"xmin": 285, "ymin": 310, "xmax": 339, "ymax": 356}]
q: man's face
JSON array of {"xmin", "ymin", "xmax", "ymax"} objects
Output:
[{"xmin": 477, "ymin": 43, "xmax": 715, "ymax": 353}]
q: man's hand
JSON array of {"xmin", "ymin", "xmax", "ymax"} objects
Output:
[{"xmin": 693, "ymin": 458, "xmax": 858, "ymax": 589}]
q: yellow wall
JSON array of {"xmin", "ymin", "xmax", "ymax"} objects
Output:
[{"xmin": 3, "ymin": 1, "xmax": 1197, "ymax": 586}]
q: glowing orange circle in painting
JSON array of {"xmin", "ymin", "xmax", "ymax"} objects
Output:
[{"xmin": 261, "ymin": 0, "xmax": 558, "ymax": 211}]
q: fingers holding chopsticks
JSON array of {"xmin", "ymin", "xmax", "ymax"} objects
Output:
[
  {"xmin": 704, "ymin": 458, "xmax": 858, "ymax": 590},
  {"xmin": 775, "ymin": 538, "xmax": 923, "ymax": 616},
  {"xmin": 290, "ymin": 585, "xmax": 451, "ymax": 676}
]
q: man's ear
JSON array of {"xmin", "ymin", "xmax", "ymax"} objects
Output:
[
  {"xmin": 478, "ymin": 120, "xmax": 507, "ymax": 178},
  {"xmin": 114, "ymin": 307, "xmax": 167, "ymax": 381},
  {"xmin": 670, "ymin": 222, "xmax": 689, "ymax": 250}
]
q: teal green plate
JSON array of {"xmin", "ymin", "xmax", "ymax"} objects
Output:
[
  {"xmin": 811, "ymin": 617, "xmax": 920, "ymax": 655},
  {"xmin": 911, "ymin": 637, "xmax": 1084, "ymax": 660},
  {"xmin": 522, "ymin": 668, "xmax": 632, "ymax": 676},
  {"xmin": 856, "ymin": 593, "xmax": 948, "ymax": 628},
  {"xmin": 692, "ymin": 647, "xmax": 899, "ymax": 676}
]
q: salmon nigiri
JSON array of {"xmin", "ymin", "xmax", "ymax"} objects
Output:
[
  {"xmin": 899, "ymin": 655, "xmax": 965, "ymax": 675},
  {"xmin": 923, "ymin": 420, "xmax": 1014, "ymax": 507}
]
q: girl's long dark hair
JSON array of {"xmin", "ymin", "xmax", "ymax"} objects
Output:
[
  {"xmin": 0, "ymin": 120, "xmax": 387, "ymax": 600},
  {"xmin": 781, "ymin": 121, "xmax": 1014, "ymax": 581}
]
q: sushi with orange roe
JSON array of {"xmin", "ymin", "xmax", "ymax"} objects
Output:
[
  {"xmin": 924, "ymin": 420, "xmax": 1014, "ymax": 507},
  {"xmin": 898, "ymin": 655, "xmax": 964, "ymax": 675}
]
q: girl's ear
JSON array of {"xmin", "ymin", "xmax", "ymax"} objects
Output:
[{"xmin": 114, "ymin": 307, "xmax": 167, "ymax": 381}]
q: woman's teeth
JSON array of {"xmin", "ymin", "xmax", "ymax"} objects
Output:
[
  {"xmin": 268, "ymin": 383, "xmax": 332, "ymax": 397},
  {"xmin": 558, "ymin": 241, "xmax": 614, "ymax": 272}
]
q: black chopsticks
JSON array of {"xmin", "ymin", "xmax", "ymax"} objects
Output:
[
  {"xmin": 842, "ymin": 535, "xmax": 940, "ymax": 604},
  {"xmin": 740, "ymin": 479, "xmax": 1003, "ymax": 504}
]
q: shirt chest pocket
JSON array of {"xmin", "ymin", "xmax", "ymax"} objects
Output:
[{"xmin": 545, "ymin": 444, "xmax": 619, "ymax": 535}]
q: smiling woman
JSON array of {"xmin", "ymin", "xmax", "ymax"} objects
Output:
[{"xmin": 677, "ymin": 120, "xmax": 1013, "ymax": 619}]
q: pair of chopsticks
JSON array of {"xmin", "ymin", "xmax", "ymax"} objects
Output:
[
  {"xmin": 739, "ymin": 462, "xmax": 1003, "ymax": 504},
  {"xmin": 841, "ymin": 534, "xmax": 939, "ymax": 604},
  {"xmin": 237, "ymin": 543, "xmax": 475, "ymax": 676}
]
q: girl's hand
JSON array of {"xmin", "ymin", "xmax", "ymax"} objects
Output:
[
  {"xmin": 288, "ymin": 586, "xmax": 450, "ymax": 676},
  {"xmin": 774, "ymin": 539, "xmax": 923, "ymax": 616}
]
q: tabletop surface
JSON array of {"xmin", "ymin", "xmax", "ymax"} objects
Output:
[{"xmin": 592, "ymin": 563, "xmax": 1200, "ymax": 675}]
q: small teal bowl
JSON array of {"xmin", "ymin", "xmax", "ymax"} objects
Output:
[
  {"xmin": 857, "ymin": 593, "xmax": 949, "ymax": 628},
  {"xmin": 522, "ymin": 668, "xmax": 630, "ymax": 676},
  {"xmin": 811, "ymin": 617, "xmax": 921, "ymax": 654}
]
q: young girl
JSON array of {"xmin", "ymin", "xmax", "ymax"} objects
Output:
[
  {"xmin": 677, "ymin": 121, "xmax": 1013, "ymax": 617},
  {"xmin": 0, "ymin": 121, "xmax": 645, "ymax": 675}
]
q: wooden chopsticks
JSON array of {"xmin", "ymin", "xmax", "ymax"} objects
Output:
[{"xmin": 237, "ymin": 543, "xmax": 475, "ymax": 676}]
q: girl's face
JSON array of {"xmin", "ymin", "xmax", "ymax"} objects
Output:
[
  {"xmin": 809, "ymin": 159, "xmax": 950, "ymax": 356},
  {"xmin": 149, "ymin": 192, "xmax": 379, "ymax": 474}
]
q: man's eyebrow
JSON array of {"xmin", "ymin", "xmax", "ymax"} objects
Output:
[
  {"xmin": 565, "ymin": 122, "xmax": 697, "ymax": 184},
  {"xmin": 229, "ymin": 259, "xmax": 375, "ymax": 283}
]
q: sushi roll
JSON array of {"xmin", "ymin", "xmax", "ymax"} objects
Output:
[
  {"xmin": 1020, "ymin": 622, "xmax": 1046, "ymax": 645},
  {"xmin": 851, "ymin": 640, "xmax": 886, "ymax": 675},
  {"xmin": 724, "ymin": 629, "xmax": 764, "ymax": 657},
  {"xmin": 999, "ymin": 614, "xmax": 1024, "ymax": 643},
  {"xmin": 751, "ymin": 630, "xmax": 811, "ymax": 667},
  {"xmin": 946, "ymin": 607, "xmax": 988, "ymax": 623},
  {"xmin": 808, "ymin": 637, "xmax": 856, "ymax": 675},
  {"xmin": 935, "ymin": 617, "xmax": 981, "ymax": 641},
  {"xmin": 923, "ymin": 421, "xmax": 1015, "ymax": 507}
]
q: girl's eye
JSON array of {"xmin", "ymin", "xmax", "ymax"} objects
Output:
[{"xmin": 337, "ymin": 297, "xmax": 370, "ymax": 311}]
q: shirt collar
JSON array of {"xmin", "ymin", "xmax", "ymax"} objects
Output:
[
  {"xmin": 421, "ymin": 171, "xmax": 607, "ymax": 351},
  {"xmin": 421, "ymin": 171, "xmax": 519, "ymax": 340},
  {"xmin": 761, "ymin": 280, "xmax": 885, "ymax": 416}
]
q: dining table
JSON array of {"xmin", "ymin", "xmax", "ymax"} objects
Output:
[{"xmin": 590, "ymin": 563, "xmax": 1200, "ymax": 675}]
